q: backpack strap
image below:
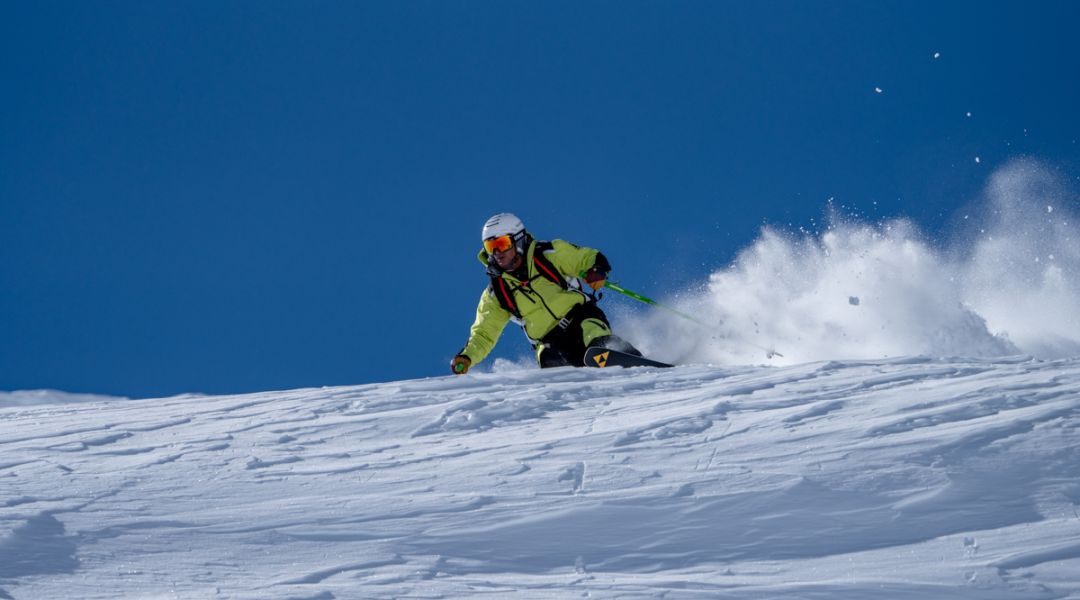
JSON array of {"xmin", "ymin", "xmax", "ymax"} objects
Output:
[
  {"xmin": 531, "ymin": 241, "xmax": 568, "ymax": 290},
  {"xmin": 488, "ymin": 275, "xmax": 522, "ymax": 318}
]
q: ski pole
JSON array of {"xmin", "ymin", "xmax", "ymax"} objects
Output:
[
  {"xmin": 586, "ymin": 274, "xmax": 783, "ymax": 359},
  {"xmin": 601, "ymin": 281, "xmax": 706, "ymax": 325}
]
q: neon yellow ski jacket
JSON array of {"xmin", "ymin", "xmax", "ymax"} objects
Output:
[{"xmin": 460, "ymin": 239, "xmax": 602, "ymax": 365}]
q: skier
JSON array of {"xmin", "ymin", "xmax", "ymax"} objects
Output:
[{"xmin": 451, "ymin": 213, "xmax": 642, "ymax": 374}]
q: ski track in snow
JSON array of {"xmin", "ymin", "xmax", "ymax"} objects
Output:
[{"xmin": 2, "ymin": 358, "xmax": 1080, "ymax": 598}]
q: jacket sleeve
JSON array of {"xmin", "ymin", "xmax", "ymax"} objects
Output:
[
  {"xmin": 459, "ymin": 287, "xmax": 512, "ymax": 365},
  {"xmin": 547, "ymin": 239, "xmax": 603, "ymax": 279}
]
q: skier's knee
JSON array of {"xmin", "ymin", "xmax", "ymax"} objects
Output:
[{"xmin": 580, "ymin": 318, "xmax": 613, "ymax": 348}]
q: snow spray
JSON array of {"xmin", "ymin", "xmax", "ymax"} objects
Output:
[{"xmin": 627, "ymin": 159, "xmax": 1080, "ymax": 365}]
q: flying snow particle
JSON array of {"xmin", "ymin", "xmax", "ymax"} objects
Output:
[
  {"xmin": 874, "ymin": 87, "xmax": 883, "ymax": 94},
  {"xmin": 966, "ymin": 112, "xmax": 973, "ymax": 117},
  {"xmin": 1047, "ymin": 205, "xmax": 1054, "ymax": 213},
  {"xmin": 849, "ymin": 296, "xmax": 861, "ymax": 306},
  {"xmin": 934, "ymin": 52, "xmax": 941, "ymax": 59},
  {"xmin": 975, "ymin": 157, "xmax": 982, "ymax": 164}
]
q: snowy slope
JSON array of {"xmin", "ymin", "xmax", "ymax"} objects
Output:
[
  {"xmin": 0, "ymin": 390, "xmax": 131, "ymax": 407},
  {"xmin": 3, "ymin": 357, "xmax": 1080, "ymax": 599}
]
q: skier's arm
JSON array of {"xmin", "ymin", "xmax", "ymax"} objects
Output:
[
  {"xmin": 457, "ymin": 288, "xmax": 512, "ymax": 367},
  {"xmin": 548, "ymin": 237, "xmax": 609, "ymax": 280}
]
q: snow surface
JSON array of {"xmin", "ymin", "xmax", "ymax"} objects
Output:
[
  {"xmin": 3, "ymin": 356, "xmax": 1080, "ymax": 599},
  {"xmin": 0, "ymin": 390, "xmax": 130, "ymax": 408}
]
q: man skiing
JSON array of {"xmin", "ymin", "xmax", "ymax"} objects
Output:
[{"xmin": 451, "ymin": 213, "xmax": 642, "ymax": 374}]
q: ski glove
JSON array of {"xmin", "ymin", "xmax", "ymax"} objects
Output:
[
  {"xmin": 584, "ymin": 267, "xmax": 608, "ymax": 291},
  {"xmin": 451, "ymin": 355, "xmax": 472, "ymax": 375}
]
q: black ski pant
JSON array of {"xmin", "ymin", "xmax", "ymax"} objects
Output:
[
  {"xmin": 537, "ymin": 302, "xmax": 608, "ymax": 368},
  {"xmin": 536, "ymin": 302, "xmax": 639, "ymax": 368}
]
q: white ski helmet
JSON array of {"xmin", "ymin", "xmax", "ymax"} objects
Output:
[{"xmin": 481, "ymin": 213, "xmax": 526, "ymax": 242}]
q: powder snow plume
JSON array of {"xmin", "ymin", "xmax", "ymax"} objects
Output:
[{"xmin": 629, "ymin": 159, "xmax": 1080, "ymax": 365}]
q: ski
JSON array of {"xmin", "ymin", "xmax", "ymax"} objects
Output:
[{"xmin": 584, "ymin": 346, "xmax": 673, "ymax": 369}]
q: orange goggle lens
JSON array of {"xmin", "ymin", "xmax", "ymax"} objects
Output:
[{"xmin": 484, "ymin": 235, "xmax": 514, "ymax": 253}]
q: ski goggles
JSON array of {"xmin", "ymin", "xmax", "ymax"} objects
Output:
[{"xmin": 483, "ymin": 234, "xmax": 515, "ymax": 254}]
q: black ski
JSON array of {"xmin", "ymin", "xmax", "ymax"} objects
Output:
[{"xmin": 584, "ymin": 346, "xmax": 673, "ymax": 369}]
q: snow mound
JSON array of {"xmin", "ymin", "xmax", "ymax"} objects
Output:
[
  {"xmin": 0, "ymin": 389, "xmax": 130, "ymax": 408},
  {"xmin": 3, "ymin": 358, "xmax": 1080, "ymax": 598}
]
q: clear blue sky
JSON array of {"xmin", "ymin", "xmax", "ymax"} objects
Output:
[{"xmin": 3, "ymin": 1, "xmax": 1079, "ymax": 397}]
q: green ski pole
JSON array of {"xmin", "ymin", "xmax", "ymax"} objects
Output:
[
  {"xmin": 585, "ymin": 274, "xmax": 784, "ymax": 359},
  {"xmin": 601, "ymin": 281, "xmax": 706, "ymax": 325}
]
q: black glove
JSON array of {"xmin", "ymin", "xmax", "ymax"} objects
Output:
[
  {"xmin": 584, "ymin": 267, "xmax": 608, "ymax": 291},
  {"xmin": 585, "ymin": 253, "xmax": 612, "ymax": 290}
]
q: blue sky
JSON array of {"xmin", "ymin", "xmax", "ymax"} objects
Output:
[{"xmin": 3, "ymin": 1, "xmax": 1079, "ymax": 397}]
